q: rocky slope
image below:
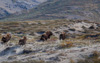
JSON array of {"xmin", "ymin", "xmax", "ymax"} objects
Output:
[
  {"xmin": 0, "ymin": 0, "xmax": 47, "ymax": 19},
  {"xmin": 1, "ymin": 0, "xmax": 100, "ymax": 22}
]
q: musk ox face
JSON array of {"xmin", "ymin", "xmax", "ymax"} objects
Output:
[
  {"xmin": 6, "ymin": 33, "xmax": 11, "ymax": 40},
  {"xmin": 46, "ymin": 31, "xmax": 53, "ymax": 39},
  {"xmin": 19, "ymin": 36, "xmax": 27, "ymax": 45},
  {"xmin": 1, "ymin": 33, "xmax": 11, "ymax": 44},
  {"xmin": 23, "ymin": 36, "xmax": 27, "ymax": 41}
]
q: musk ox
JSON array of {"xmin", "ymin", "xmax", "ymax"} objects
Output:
[
  {"xmin": 59, "ymin": 32, "xmax": 66, "ymax": 40},
  {"xmin": 1, "ymin": 33, "xmax": 11, "ymax": 44},
  {"xmin": 19, "ymin": 36, "xmax": 27, "ymax": 45},
  {"xmin": 40, "ymin": 31, "xmax": 53, "ymax": 41}
]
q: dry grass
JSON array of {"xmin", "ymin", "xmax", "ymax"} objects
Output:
[
  {"xmin": 70, "ymin": 59, "xmax": 75, "ymax": 63},
  {"xmin": 0, "ymin": 19, "xmax": 99, "ymax": 46},
  {"xmin": 2, "ymin": 60, "xmax": 51, "ymax": 63},
  {"xmin": 90, "ymin": 51, "xmax": 100, "ymax": 59},
  {"xmin": 78, "ymin": 33, "xmax": 100, "ymax": 39},
  {"xmin": 77, "ymin": 51, "xmax": 100, "ymax": 63},
  {"xmin": 0, "ymin": 19, "xmax": 71, "ymax": 34},
  {"xmin": 59, "ymin": 41, "xmax": 74, "ymax": 49}
]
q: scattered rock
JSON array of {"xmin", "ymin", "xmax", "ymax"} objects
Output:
[
  {"xmin": 8, "ymin": 56, "xmax": 16, "ymax": 60},
  {"xmin": 68, "ymin": 29, "xmax": 75, "ymax": 31},
  {"xmin": 37, "ymin": 31, "xmax": 45, "ymax": 35},
  {"xmin": 22, "ymin": 49, "xmax": 33, "ymax": 54},
  {"xmin": 89, "ymin": 25, "xmax": 95, "ymax": 29},
  {"xmin": 48, "ymin": 56, "xmax": 60, "ymax": 61}
]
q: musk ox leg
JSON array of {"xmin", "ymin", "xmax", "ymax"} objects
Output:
[
  {"xmin": 59, "ymin": 34, "xmax": 63, "ymax": 40},
  {"xmin": 40, "ymin": 37, "xmax": 44, "ymax": 41}
]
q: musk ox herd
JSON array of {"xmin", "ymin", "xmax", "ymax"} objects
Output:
[{"xmin": 1, "ymin": 31, "xmax": 67, "ymax": 45}]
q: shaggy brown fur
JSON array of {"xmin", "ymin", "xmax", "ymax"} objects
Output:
[
  {"xmin": 40, "ymin": 31, "xmax": 53, "ymax": 41},
  {"xmin": 1, "ymin": 33, "xmax": 11, "ymax": 44},
  {"xmin": 59, "ymin": 32, "xmax": 66, "ymax": 40},
  {"xmin": 45, "ymin": 31, "xmax": 53, "ymax": 39},
  {"xmin": 19, "ymin": 36, "xmax": 27, "ymax": 45},
  {"xmin": 40, "ymin": 33, "xmax": 48, "ymax": 41}
]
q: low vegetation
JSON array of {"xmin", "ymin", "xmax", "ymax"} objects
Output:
[
  {"xmin": 0, "ymin": 19, "xmax": 99, "ymax": 63},
  {"xmin": 59, "ymin": 41, "xmax": 74, "ymax": 49},
  {"xmin": 2, "ymin": 60, "xmax": 51, "ymax": 63},
  {"xmin": 77, "ymin": 51, "xmax": 100, "ymax": 63}
]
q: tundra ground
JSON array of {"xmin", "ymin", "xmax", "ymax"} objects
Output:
[{"xmin": 0, "ymin": 19, "xmax": 100, "ymax": 63}]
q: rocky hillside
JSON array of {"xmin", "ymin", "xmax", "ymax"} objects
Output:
[
  {"xmin": 0, "ymin": 0, "xmax": 47, "ymax": 19},
  {"xmin": 1, "ymin": 0, "xmax": 100, "ymax": 22}
]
